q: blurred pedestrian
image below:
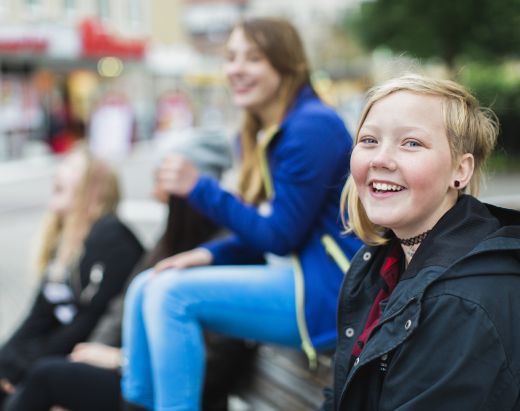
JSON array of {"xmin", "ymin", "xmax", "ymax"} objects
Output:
[
  {"xmin": 0, "ymin": 149, "xmax": 144, "ymax": 407},
  {"xmin": 322, "ymin": 74, "xmax": 520, "ymax": 410},
  {"xmin": 88, "ymin": 91, "xmax": 137, "ymax": 160},
  {"xmin": 122, "ymin": 17, "xmax": 362, "ymax": 411},
  {"xmin": 152, "ymin": 90, "xmax": 194, "ymax": 141}
]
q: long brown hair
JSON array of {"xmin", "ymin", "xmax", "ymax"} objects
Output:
[
  {"xmin": 36, "ymin": 149, "xmax": 120, "ymax": 276},
  {"xmin": 235, "ymin": 17, "xmax": 311, "ymax": 204},
  {"xmin": 138, "ymin": 195, "xmax": 219, "ymax": 270}
]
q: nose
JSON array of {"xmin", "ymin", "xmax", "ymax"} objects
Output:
[
  {"xmin": 224, "ymin": 58, "xmax": 244, "ymax": 78},
  {"xmin": 369, "ymin": 143, "xmax": 397, "ymax": 171}
]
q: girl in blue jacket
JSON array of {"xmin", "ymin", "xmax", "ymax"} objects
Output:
[{"xmin": 121, "ymin": 17, "xmax": 362, "ymax": 411}]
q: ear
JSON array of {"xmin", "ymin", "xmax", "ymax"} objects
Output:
[{"xmin": 452, "ymin": 153, "xmax": 474, "ymax": 190}]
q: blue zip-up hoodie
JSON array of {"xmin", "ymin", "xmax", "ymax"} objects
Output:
[{"xmin": 188, "ymin": 85, "xmax": 363, "ymax": 351}]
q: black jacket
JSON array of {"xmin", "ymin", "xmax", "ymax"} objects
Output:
[
  {"xmin": 325, "ymin": 195, "xmax": 520, "ymax": 410},
  {"xmin": 0, "ymin": 213, "xmax": 143, "ymax": 384}
]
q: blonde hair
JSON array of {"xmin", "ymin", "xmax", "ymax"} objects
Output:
[
  {"xmin": 36, "ymin": 149, "xmax": 120, "ymax": 276},
  {"xmin": 340, "ymin": 74, "xmax": 499, "ymax": 245},
  {"xmin": 235, "ymin": 17, "xmax": 311, "ymax": 204}
]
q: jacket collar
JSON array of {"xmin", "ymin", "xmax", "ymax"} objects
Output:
[
  {"xmin": 279, "ymin": 83, "xmax": 317, "ymax": 130},
  {"xmin": 403, "ymin": 195, "xmax": 504, "ymax": 279},
  {"xmin": 382, "ymin": 195, "xmax": 520, "ymax": 318},
  {"xmin": 255, "ymin": 84, "xmax": 317, "ymax": 155}
]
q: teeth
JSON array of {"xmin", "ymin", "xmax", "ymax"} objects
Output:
[{"xmin": 372, "ymin": 182, "xmax": 403, "ymax": 192}]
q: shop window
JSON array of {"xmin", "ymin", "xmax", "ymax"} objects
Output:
[
  {"xmin": 64, "ymin": 0, "xmax": 76, "ymax": 19},
  {"xmin": 97, "ymin": 0, "xmax": 110, "ymax": 22},
  {"xmin": 128, "ymin": 0, "xmax": 142, "ymax": 30},
  {"xmin": 25, "ymin": 0, "xmax": 42, "ymax": 15}
]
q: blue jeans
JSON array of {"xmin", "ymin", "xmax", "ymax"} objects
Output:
[{"xmin": 121, "ymin": 265, "xmax": 300, "ymax": 411}]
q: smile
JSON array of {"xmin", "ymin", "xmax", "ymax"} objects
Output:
[
  {"xmin": 371, "ymin": 182, "xmax": 404, "ymax": 193},
  {"xmin": 231, "ymin": 81, "xmax": 256, "ymax": 92}
]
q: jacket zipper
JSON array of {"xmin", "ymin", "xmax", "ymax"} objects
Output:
[
  {"xmin": 258, "ymin": 125, "xmax": 351, "ymax": 369},
  {"xmin": 338, "ymin": 296, "xmax": 418, "ymax": 405},
  {"xmin": 258, "ymin": 125, "xmax": 319, "ymax": 367},
  {"xmin": 292, "ymin": 254, "xmax": 318, "ymax": 369},
  {"xmin": 321, "ymin": 234, "xmax": 351, "ymax": 273}
]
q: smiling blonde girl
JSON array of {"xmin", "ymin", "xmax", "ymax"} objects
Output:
[{"xmin": 325, "ymin": 74, "xmax": 520, "ymax": 411}]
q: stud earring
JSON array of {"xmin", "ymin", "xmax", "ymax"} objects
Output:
[{"xmin": 454, "ymin": 180, "xmax": 460, "ymax": 188}]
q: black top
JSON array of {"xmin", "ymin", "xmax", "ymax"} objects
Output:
[{"xmin": 0, "ymin": 213, "xmax": 143, "ymax": 384}]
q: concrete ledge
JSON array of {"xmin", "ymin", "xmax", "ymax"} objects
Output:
[{"xmin": 481, "ymin": 195, "xmax": 520, "ymax": 210}]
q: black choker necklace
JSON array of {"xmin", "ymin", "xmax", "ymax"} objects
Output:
[{"xmin": 397, "ymin": 230, "xmax": 431, "ymax": 246}]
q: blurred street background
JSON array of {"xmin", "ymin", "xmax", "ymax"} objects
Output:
[{"xmin": 1, "ymin": 0, "xmax": 519, "ymax": 341}]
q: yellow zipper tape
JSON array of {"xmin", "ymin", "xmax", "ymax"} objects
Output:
[
  {"xmin": 257, "ymin": 124, "xmax": 279, "ymax": 200},
  {"xmin": 321, "ymin": 234, "xmax": 351, "ymax": 274},
  {"xmin": 292, "ymin": 254, "xmax": 318, "ymax": 370},
  {"xmin": 257, "ymin": 125, "xmax": 318, "ymax": 369}
]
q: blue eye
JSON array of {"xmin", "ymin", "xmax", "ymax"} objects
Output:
[
  {"xmin": 359, "ymin": 136, "xmax": 377, "ymax": 144},
  {"xmin": 404, "ymin": 140, "xmax": 421, "ymax": 148}
]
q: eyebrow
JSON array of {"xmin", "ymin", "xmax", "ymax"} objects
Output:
[
  {"xmin": 226, "ymin": 44, "xmax": 263, "ymax": 54},
  {"xmin": 360, "ymin": 124, "xmax": 431, "ymax": 135},
  {"xmin": 359, "ymin": 124, "xmax": 378, "ymax": 132}
]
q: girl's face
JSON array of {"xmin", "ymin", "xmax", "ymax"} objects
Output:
[
  {"xmin": 351, "ymin": 91, "xmax": 460, "ymax": 239},
  {"xmin": 49, "ymin": 154, "xmax": 86, "ymax": 216},
  {"xmin": 224, "ymin": 27, "xmax": 282, "ymax": 120}
]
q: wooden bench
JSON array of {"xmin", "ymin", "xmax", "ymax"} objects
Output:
[{"xmin": 229, "ymin": 346, "xmax": 332, "ymax": 411}]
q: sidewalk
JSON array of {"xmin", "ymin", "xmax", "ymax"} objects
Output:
[{"xmin": 479, "ymin": 173, "xmax": 520, "ymax": 210}]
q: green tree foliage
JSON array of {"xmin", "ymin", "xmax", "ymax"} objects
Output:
[
  {"xmin": 461, "ymin": 63, "xmax": 520, "ymax": 154},
  {"xmin": 351, "ymin": 0, "xmax": 520, "ymax": 69}
]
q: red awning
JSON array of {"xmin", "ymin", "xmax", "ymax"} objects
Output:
[{"xmin": 79, "ymin": 18, "xmax": 146, "ymax": 60}]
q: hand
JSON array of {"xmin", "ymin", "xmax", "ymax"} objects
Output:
[
  {"xmin": 69, "ymin": 343, "xmax": 121, "ymax": 370},
  {"xmin": 152, "ymin": 175, "xmax": 169, "ymax": 204},
  {"xmin": 156, "ymin": 154, "xmax": 199, "ymax": 197},
  {"xmin": 154, "ymin": 248, "xmax": 213, "ymax": 272},
  {"xmin": 0, "ymin": 378, "xmax": 15, "ymax": 394}
]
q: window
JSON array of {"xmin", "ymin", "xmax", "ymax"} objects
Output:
[
  {"xmin": 128, "ymin": 0, "xmax": 142, "ymax": 29},
  {"xmin": 25, "ymin": 0, "xmax": 42, "ymax": 15},
  {"xmin": 64, "ymin": 0, "xmax": 76, "ymax": 15},
  {"xmin": 97, "ymin": 0, "xmax": 110, "ymax": 22}
]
